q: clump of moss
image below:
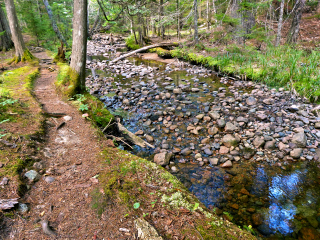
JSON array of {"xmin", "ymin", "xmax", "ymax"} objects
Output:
[
  {"xmin": 149, "ymin": 47, "xmax": 172, "ymax": 58},
  {"xmin": 125, "ymin": 34, "xmax": 141, "ymax": 50}
]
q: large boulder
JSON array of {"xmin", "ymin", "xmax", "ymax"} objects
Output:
[{"xmin": 222, "ymin": 134, "xmax": 239, "ymax": 148}]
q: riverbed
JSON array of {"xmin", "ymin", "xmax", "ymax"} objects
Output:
[{"xmin": 85, "ymin": 35, "xmax": 320, "ymax": 239}]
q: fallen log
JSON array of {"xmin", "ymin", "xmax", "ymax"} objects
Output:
[
  {"xmin": 116, "ymin": 123, "xmax": 155, "ymax": 149},
  {"xmin": 109, "ymin": 42, "xmax": 179, "ymax": 63}
]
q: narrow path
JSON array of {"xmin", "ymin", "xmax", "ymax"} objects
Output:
[{"xmin": 12, "ymin": 53, "xmax": 122, "ymax": 239}]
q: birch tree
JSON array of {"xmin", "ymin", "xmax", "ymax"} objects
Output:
[
  {"xmin": 287, "ymin": 0, "xmax": 306, "ymax": 44},
  {"xmin": 275, "ymin": 0, "xmax": 284, "ymax": 46}
]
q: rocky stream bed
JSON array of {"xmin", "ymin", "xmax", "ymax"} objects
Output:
[{"xmin": 85, "ymin": 35, "xmax": 320, "ymax": 239}]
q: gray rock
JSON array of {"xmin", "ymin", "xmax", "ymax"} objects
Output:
[
  {"xmin": 173, "ymin": 88, "xmax": 182, "ymax": 94},
  {"xmin": 246, "ymin": 97, "xmax": 257, "ymax": 106},
  {"xmin": 45, "ymin": 176, "xmax": 55, "ymax": 183},
  {"xmin": 154, "ymin": 152, "xmax": 172, "ymax": 166},
  {"xmin": 24, "ymin": 170, "xmax": 40, "ymax": 182},
  {"xmin": 145, "ymin": 135, "xmax": 154, "ymax": 142},
  {"xmin": 217, "ymin": 119, "xmax": 226, "ymax": 128},
  {"xmin": 18, "ymin": 203, "xmax": 28, "ymax": 213},
  {"xmin": 292, "ymin": 132, "xmax": 307, "ymax": 148},
  {"xmin": 290, "ymin": 148, "xmax": 303, "ymax": 159},
  {"xmin": 204, "ymin": 148, "xmax": 213, "ymax": 155},
  {"xmin": 315, "ymin": 122, "xmax": 320, "ymax": 129},
  {"xmin": 134, "ymin": 218, "xmax": 163, "ymax": 240}
]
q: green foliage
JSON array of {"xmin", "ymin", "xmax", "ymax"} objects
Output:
[
  {"xmin": 125, "ymin": 34, "xmax": 140, "ymax": 50},
  {"xmin": 133, "ymin": 202, "xmax": 140, "ymax": 209}
]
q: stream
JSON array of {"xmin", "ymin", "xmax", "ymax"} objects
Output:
[{"xmin": 85, "ymin": 40, "xmax": 320, "ymax": 239}]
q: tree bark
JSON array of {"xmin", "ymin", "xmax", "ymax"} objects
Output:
[
  {"xmin": 4, "ymin": 0, "xmax": 33, "ymax": 62},
  {"xmin": 275, "ymin": 0, "xmax": 285, "ymax": 46},
  {"xmin": 70, "ymin": 0, "xmax": 88, "ymax": 93},
  {"xmin": 177, "ymin": 0, "xmax": 180, "ymax": 39},
  {"xmin": 160, "ymin": 0, "xmax": 165, "ymax": 39},
  {"xmin": 0, "ymin": 6, "xmax": 13, "ymax": 51},
  {"xmin": 43, "ymin": 0, "xmax": 68, "ymax": 48},
  {"xmin": 110, "ymin": 42, "xmax": 179, "ymax": 63},
  {"xmin": 194, "ymin": 0, "xmax": 199, "ymax": 44},
  {"xmin": 89, "ymin": 8, "xmax": 101, "ymax": 38},
  {"xmin": 206, "ymin": 0, "xmax": 210, "ymax": 29},
  {"xmin": 212, "ymin": 0, "xmax": 217, "ymax": 23},
  {"xmin": 287, "ymin": 0, "xmax": 306, "ymax": 44}
]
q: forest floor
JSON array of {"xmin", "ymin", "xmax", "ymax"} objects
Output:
[{"xmin": 0, "ymin": 50, "xmax": 255, "ymax": 239}]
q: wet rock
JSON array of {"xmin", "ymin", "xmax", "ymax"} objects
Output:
[
  {"xmin": 252, "ymin": 213, "xmax": 263, "ymax": 226},
  {"xmin": 204, "ymin": 148, "xmax": 212, "ymax": 155},
  {"xmin": 135, "ymin": 130, "xmax": 144, "ymax": 135},
  {"xmin": 246, "ymin": 97, "xmax": 257, "ymax": 106},
  {"xmin": 306, "ymin": 216, "xmax": 319, "ymax": 228},
  {"xmin": 24, "ymin": 170, "xmax": 41, "ymax": 182},
  {"xmin": 292, "ymin": 132, "xmax": 307, "ymax": 148},
  {"xmin": 290, "ymin": 148, "xmax": 303, "ymax": 159},
  {"xmin": 154, "ymin": 152, "xmax": 172, "ymax": 166},
  {"xmin": 257, "ymin": 224, "xmax": 272, "ymax": 236},
  {"xmin": 143, "ymin": 120, "xmax": 151, "ymax": 126},
  {"xmin": 230, "ymin": 203, "xmax": 238, "ymax": 209},
  {"xmin": 253, "ymin": 137, "xmax": 265, "ymax": 148},
  {"xmin": 222, "ymin": 134, "xmax": 238, "ymax": 148},
  {"xmin": 221, "ymin": 160, "xmax": 232, "ymax": 168},
  {"xmin": 217, "ymin": 119, "xmax": 226, "ymax": 128},
  {"xmin": 171, "ymin": 166, "xmax": 179, "ymax": 173}
]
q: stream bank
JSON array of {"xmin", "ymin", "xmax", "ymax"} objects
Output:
[{"xmin": 86, "ymin": 34, "xmax": 320, "ymax": 239}]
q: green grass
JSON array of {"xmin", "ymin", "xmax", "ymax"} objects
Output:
[
  {"xmin": 170, "ymin": 45, "xmax": 320, "ymax": 102},
  {"xmin": 125, "ymin": 34, "xmax": 141, "ymax": 50}
]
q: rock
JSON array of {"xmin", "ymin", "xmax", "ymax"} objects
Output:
[
  {"xmin": 18, "ymin": 203, "xmax": 29, "ymax": 213},
  {"xmin": 278, "ymin": 142, "xmax": 287, "ymax": 151},
  {"xmin": 191, "ymin": 88, "xmax": 200, "ymax": 92},
  {"xmin": 196, "ymin": 114, "xmax": 205, "ymax": 120},
  {"xmin": 246, "ymin": 97, "xmax": 257, "ymax": 105},
  {"xmin": 257, "ymin": 224, "xmax": 272, "ymax": 236},
  {"xmin": 225, "ymin": 122, "xmax": 237, "ymax": 131},
  {"xmin": 0, "ymin": 177, "xmax": 8, "ymax": 186},
  {"xmin": 253, "ymin": 137, "xmax": 265, "ymax": 148},
  {"xmin": 252, "ymin": 213, "xmax": 263, "ymax": 226},
  {"xmin": 181, "ymin": 148, "xmax": 192, "ymax": 156},
  {"xmin": 263, "ymin": 98, "xmax": 274, "ymax": 105},
  {"xmin": 230, "ymin": 203, "xmax": 238, "ymax": 209},
  {"xmin": 236, "ymin": 116, "xmax": 248, "ymax": 123},
  {"xmin": 217, "ymin": 119, "xmax": 226, "ymax": 128},
  {"xmin": 195, "ymin": 153, "xmax": 202, "ymax": 159},
  {"xmin": 145, "ymin": 135, "xmax": 154, "ymax": 142},
  {"xmin": 306, "ymin": 216, "xmax": 319, "ymax": 228},
  {"xmin": 209, "ymin": 158, "xmax": 219, "ymax": 165},
  {"xmin": 123, "ymin": 99, "xmax": 130, "ymax": 105},
  {"xmin": 44, "ymin": 176, "xmax": 55, "ymax": 183},
  {"xmin": 222, "ymin": 134, "xmax": 238, "ymax": 148},
  {"xmin": 221, "ymin": 160, "xmax": 232, "ymax": 167},
  {"xmin": 290, "ymin": 148, "xmax": 303, "ymax": 159},
  {"xmin": 33, "ymin": 162, "xmax": 43, "ymax": 170},
  {"xmin": 24, "ymin": 170, "xmax": 41, "ymax": 182},
  {"xmin": 315, "ymin": 122, "xmax": 320, "ymax": 129},
  {"xmin": 292, "ymin": 132, "xmax": 307, "ymax": 148},
  {"xmin": 209, "ymin": 111, "xmax": 220, "ymax": 120},
  {"xmin": 173, "ymin": 88, "xmax": 182, "ymax": 94},
  {"xmin": 154, "ymin": 152, "xmax": 172, "ymax": 166},
  {"xmin": 134, "ymin": 218, "xmax": 163, "ymax": 240},
  {"xmin": 208, "ymin": 127, "xmax": 218, "ymax": 135},
  {"xmin": 171, "ymin": 166, "xmax": 179, "ymax": 173},
  {"xmin": 135, "ymin": 130, "xmax": 144, "ymax": 135},
  {"xmin": 220, "ymin": 146, "xmax": 229, "ymax": 154},
  {"xmin": 204, "ymin": 148, "xmax": 212, "ymax": 155},
  {"xmin": 264, "ymin": 140, "xmax": 276, "ymax": 150}
]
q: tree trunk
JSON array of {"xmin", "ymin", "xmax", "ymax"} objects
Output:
[
  {"xmin": 89, "ymin": 8, "xmax": 101, "ymax": 39},
  {"xmin": 43, "ymin": 0, "xmax": 68, "ymax": 47},
  {"xmin": 194, "ymin": 0, "xmax": 199, "ymax": 44},
  {"xmin": 110, "ymin": 42, "xmax": 179, "ymax": 63},
  {"xmin": 69, "ymin": 0, "xmax": 87, "ymax": 94},
  {"xmin": 212, "ymin": 0, "xmax": 217, "ymax": 23},
  {"xmin": 160, "ymin": 0, "xmax": 165, "ymax": 39},
  {"xmin": 287, "ymin": 0, "xmax": 306, "ymax": 44},
  {"xmin": 230, "ymin": 0, "xmax": 241, "ymax": 43},
  {"xmin": 241, "ymin": 0, "xmax": 255, "ymax": 44},
  {"xmin": 177, "ymin": 0, "xmax": 180, "ymax": 39},
  {"xmin": 206, "ymin": 0, "xmax": 210, "ymax": 29},
  {"xmin": 0, "ymin": 6, "xmax": 13, "ymax": 51},
  {"xmin": 275, "ymin": 0, "xmax": 285, "ymax": 46},
  {"xmin": 4, "ymin": 0, "xmax": 33, "ymax": 62},
  {"xmin": 317, "ymin": 0, "xmax": 320, "ymax": 14}
]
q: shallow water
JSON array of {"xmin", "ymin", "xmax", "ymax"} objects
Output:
[{"xmin": 86, "ymin": 56, "xmax": 320, "ymax": 239}]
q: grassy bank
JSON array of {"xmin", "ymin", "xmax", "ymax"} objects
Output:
[
  {"xmin": 0, "ymin": 64, "xmax": 44, "ymax": 199},
  {"xmin": 169, "ymin": 45, "xmax": 320, "ymax": 102}
]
